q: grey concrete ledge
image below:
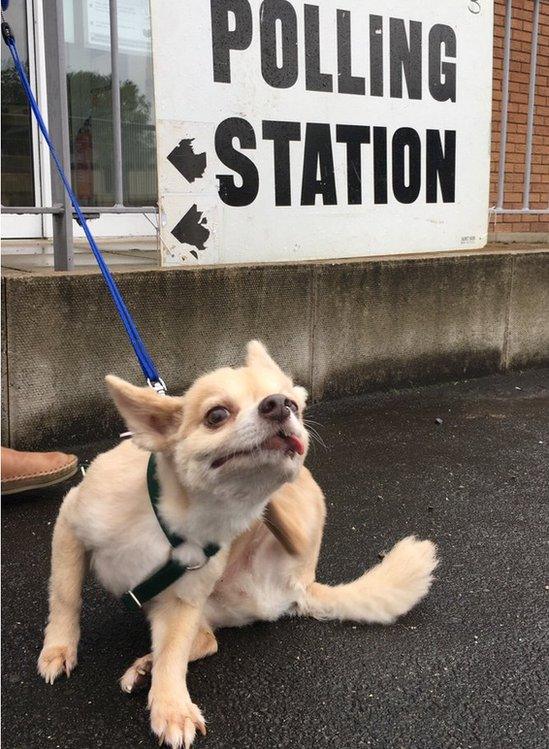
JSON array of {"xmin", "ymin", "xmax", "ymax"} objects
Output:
[{"xmin": 2, "ymin": 248, "xmax": 548, "ymax": 449}]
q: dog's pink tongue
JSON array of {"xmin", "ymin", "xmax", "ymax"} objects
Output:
[
  {"xmin": 286, "ymin": 434, "xmax": 305, "ymax": 455},
  {"xmin": 264, "ymin": 433, "xmax": 305, "ymax": 455}
]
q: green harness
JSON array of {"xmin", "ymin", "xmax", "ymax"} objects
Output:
[{"xmin": 121, "ymin": 454, "xmax": 220, "ymax": 612}]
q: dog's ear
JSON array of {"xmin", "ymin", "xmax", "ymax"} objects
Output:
[
  {"xmin": 245, "ymin": 340, "xmax": 284, "ymax": 375},
  {"xmin": 105, "ymin": 375, "xmax": 184, "ymax": 451},
  {"xmin": 293, "ymin": 385, "xmax": 308, "ymax": 409}
]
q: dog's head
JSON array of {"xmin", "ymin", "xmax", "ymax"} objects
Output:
[{"xmin": 106, "ymin": 341, "xmax": 309, "ymax": 496}]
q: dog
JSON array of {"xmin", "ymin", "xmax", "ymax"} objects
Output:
[{"xmin": 38, "ymin": 341, "xmax": 438, "ymax": 748}]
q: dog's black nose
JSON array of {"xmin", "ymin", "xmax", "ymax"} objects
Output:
[{"xmin": 258, "ymin": 394, "xmax": 291, "ymax": 423}]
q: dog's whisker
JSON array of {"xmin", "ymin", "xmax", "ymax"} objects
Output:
[
  {"xmin": 303, "ymin": 418, "xmax": 324, "ymax": 427},
  {"xmin": 305, "ymin": 425, "xmax": 327, "ymax": 449},
  {"xmin": 303, "ymin": 421, "xmax": 327, "ymax": 441},
  {"xmin": 305, "ymin": 423, "xmax": 323, "ymax": 437},
  {"xmin": 310, "ymin": 435, "xmax": 327, "ymax": 451},
  {"xmin": 307, "ymin": 434, "xmax": 325, "ymax": 451}
]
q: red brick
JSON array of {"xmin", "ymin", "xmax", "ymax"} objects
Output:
[{"xmin": 489, "ymin": 7, "xmax": 548, "ymax": 236}]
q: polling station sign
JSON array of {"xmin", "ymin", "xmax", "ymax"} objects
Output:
[{"xmin": 151, "ymin": 0, "xmax": 493, "ymax": 265}]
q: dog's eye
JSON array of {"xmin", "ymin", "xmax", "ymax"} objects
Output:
[
  {"xmin": 286, "ymin": 399, "xmax": 299, "ymax": 413},
  {"xmin": 205, "ymin": 406, "xmax": 230, "ymax": 428}
]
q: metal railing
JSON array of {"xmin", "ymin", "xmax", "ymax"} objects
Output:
[
  {"xmin": 492, "ymin": 0, "xmax": 548, "ymax": 217},
  {"xmin": 1, "ymin": 0, "xmax": 157, "ymax": 270}
]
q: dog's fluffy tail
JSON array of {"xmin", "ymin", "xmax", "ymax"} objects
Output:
[{"xmin": 297, "ymin": 536, "xmax": 438, "ymax": 625}]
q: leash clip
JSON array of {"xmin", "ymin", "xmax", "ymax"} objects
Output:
[
  {"xmin": 1, "ymin": 20, "xmax": 14, "ymax": 44},
  {"xmin": 147, "ymin": 377, "xmax": 167, "ymax": 396}
]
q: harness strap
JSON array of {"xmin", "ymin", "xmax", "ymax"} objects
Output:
[
  {"xmin": 147, "ymin": 454, "xmax": 185, "ymax": 548},
  {"xmin": 121, "ymin": 559, "xmax": 189, "ymax": 612},
  {"xmin": 121, "ymin": 455, "xmax": 220, "ymax": 611}
]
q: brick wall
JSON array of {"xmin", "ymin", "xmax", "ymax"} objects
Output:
[{"xmin": 490, "ymin": 0, "xmax": 548, "ymax": 237}]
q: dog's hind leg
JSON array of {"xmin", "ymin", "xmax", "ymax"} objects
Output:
[
  {"xmin": 189, "ymin": 626, "xmax": 218, "ymax": 662},
  {"xmin": 38, "ymin": 488, "xmax": 87, "ymax": 683},
  {"xmin": 119, "ymin": 625, "xmax": 218, "ymax": 693},
  {"xmin": 297, "ymin": 536, "xmax": 438, "ymax": 624},
  {"xmin": 119, "ymin": 653, "xmax": 153, "ymax": 693}
]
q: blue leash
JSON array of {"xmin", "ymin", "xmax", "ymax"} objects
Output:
[{"xmin": 1, "ymin": 12, "xmax": 166, "ymax": 394}]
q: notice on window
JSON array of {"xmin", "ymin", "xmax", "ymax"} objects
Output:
[{"xmin": 86, "ymin": 0, "xmax": 151, "ymax": 56}]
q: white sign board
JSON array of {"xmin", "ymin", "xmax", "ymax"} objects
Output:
[{"xmin": 151, "ymin": 1, "xmax": 493, "ymax": 265}]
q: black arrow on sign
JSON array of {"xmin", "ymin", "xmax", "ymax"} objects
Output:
[
  {"xmin": 167, "ymin": 139, "xmax": 207, "ymax": 183},
  {"xmin": 171, "ymin": 204, "xmax": 210, "ymax": 259}
]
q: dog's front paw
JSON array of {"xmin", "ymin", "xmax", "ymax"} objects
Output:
[
  {"xmin": 37, "ymin": 644, "xmax": 77, "ymax": 684},
  {"xmin": 149, "ymin": 693, "xmax": 206, "ymax": 748}
]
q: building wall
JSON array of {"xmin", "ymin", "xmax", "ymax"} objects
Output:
[
  {"xmin": 2, "ymin": 249, "xmax": 548, "ymax": 450},
  {"xmin": 490, "ymin": 0, "xmax": 549, "ymax": 237}
]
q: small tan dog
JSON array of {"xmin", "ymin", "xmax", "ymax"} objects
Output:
[{"xmin": 38, "ymin": 341, "xmax": 438, "ymax": 748}]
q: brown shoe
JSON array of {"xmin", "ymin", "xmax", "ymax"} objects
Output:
[{"xmin": 1, "ymin": 447, "xmax": 79, "ymax": 495}]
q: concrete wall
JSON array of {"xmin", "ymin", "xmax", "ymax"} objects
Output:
[{"xmin": 2, "ymin": 249, "xmax": 548, "ymax": 450}]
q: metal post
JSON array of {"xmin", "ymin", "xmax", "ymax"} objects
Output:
[
  {"xmin": 42, "ymin": 0, "xmax": 74, "ymax": 271},
  {"xmin": 496, "ymin": 0, "xmax": 512, "ymax": 210},
  {"xmin": 522, "ymin": 0, "xmax": 540, "ymax": 210},
  {"xmin": 110, "ymin": 0, "xmax": 124, "ymax": 206}
]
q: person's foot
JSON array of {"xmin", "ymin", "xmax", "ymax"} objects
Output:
[{"xmin": 1, "ymin": 447, "xmax": 79, "ymax": 495}]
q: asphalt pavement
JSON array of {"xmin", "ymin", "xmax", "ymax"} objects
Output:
[{"xmin": 2, "ymin": 368, "xmax": 548, "ymax": 749}]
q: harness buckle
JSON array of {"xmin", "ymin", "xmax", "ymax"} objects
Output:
[{"xmin": 121, "ymin": 589, "xmax": 142, "ymax": 611}]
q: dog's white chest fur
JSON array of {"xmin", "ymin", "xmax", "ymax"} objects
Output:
[
  {"xmin": 73, "ymin": 441, "xmax": 271, "ymax": 599},
  {"xmin": 90, "ymin": 524, "xmax": 214, "ymax": 598}
]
